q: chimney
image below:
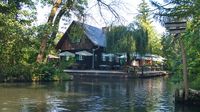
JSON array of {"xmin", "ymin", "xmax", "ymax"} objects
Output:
[{"xmin": 102, "ymin": 27, "xmax": 110, "ymax": 33}]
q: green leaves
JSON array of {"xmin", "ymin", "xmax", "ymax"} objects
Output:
[
  {"xmin": 151, "ymin": 0, "xmax": 200, "ymax": 90},
  {"xmin": 136, "ymin": 0, "xmax": 162, "ymax": 55},
  {"xmin": 106, "ymin": 26, "xmax": 135, "ymax": 53},
  {"xmin": 0, "ymin": 0, "xmax": 37, "ymax": 81},
  {"xmin": 134, "ymin": 27, "xmax": 148, "ymax": 56},
  {"xmin": 68, "ymin": 24, "xmax": 85, "ymax": 43}
]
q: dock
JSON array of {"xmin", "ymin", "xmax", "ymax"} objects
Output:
[{"xmin": 64, "ymin": 70, "xmax": 168, "ymax": 79}]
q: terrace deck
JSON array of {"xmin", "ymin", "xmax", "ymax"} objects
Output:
[{"xmin": 64, "ymin": 70, "xmax": 168, "ymax": 79}]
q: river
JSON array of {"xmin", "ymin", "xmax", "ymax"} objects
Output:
[{"xmin": 0, "ymin": 77, "xmax": 199, "ymax": 112}]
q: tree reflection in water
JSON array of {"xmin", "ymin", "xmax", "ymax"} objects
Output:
[{"xmin": 0, "ymin": 78, "xmax": 199, "ymax": 112}]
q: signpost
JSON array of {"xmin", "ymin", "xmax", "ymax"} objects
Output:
[
  {"xmin": 165, "ymin": 21, "xmax": 186, "ymax": 34},
  {"xmin": 165, "ymin": 21, "xmax": 189, "ymax": 101}
]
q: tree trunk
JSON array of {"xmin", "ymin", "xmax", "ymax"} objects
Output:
[
  {"xmin": 50, "ymin": 0, "xmax": 75, "ymax": 41},
  {"xmin": 141, "ymin": 59, "xmax": 144, "ymax": 75},
  {"xmin": 50, "ymin": 6, "xmax": 67, "ymax": 40},
  {"xmin": 126, "ymin": 52, "xmax": 131, "ymax": 65},
  {"xmin": 179, "ymin": 39, "xmax": 188, "ymax": 101},
  {"xmin": 36, "ymin": 0, "xmax": 62, "ymax": 63}
]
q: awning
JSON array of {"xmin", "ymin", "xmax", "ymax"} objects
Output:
[
  {"xmin": 118, "ymin": 55, "xmax": 127, "ymax": 59},
  {"xmin": 75, "ymin": 50, "xmax": 93, "ymax": 56},
  {"xmin": 152, "ymin": 57, "xmax": 166, "ymax": 62},
  {"xmin": 59, "ymin": 51, "xmax": 75, "ymax": 57},
  {"xmin": 102, "ymin": 53, "xmax": 114, "ymax": 57}
]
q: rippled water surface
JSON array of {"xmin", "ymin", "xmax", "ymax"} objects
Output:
[{"xmin": 0, "ymin": 77, "xmax": 199, "ymax": 112}]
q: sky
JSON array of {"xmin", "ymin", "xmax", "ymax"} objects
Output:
[{"xmin": 36, "ymin": 0, "xmax": 166, "ymax": 34}]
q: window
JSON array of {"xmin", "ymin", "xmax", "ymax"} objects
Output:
[
  {"xmin": 79, "ymin": 55, "xmax": 83, "ymax": 61},
  {"xmin": 102, "ymin": 56, "xmax": 106, "ymax": 61}
]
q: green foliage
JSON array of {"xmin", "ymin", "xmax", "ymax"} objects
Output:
[
  {"xmin": 137, "ymin": 0, "xmax": 162, "ymax": 55},
  {"xmin": 54, "ymin": 32, "xmax": 64, "ymax": 45},
  {"xmin": 134, "ymin": 27, "xmax": 148, "ymax": 56},
  {"xmin": 0, "ymin": 64, "xmax": 33, "ymax": 82},
  {"xmin": 36, "ymin": 0, "xmax": 88, "ymax": 62},
  {"xmin": 190, "ymin": 76, "xmax": 200, "ymax": 90},
  {"xmin": 106, "ymin": 24, "xmax": 150, "ymax": 65},
  {"xmin": 68, "ymin": 24, "xmax": 85, "ymax": 43},
  {"xmin": 33, "ymin": 59, "xmax": 74, "ymax": 81},
  {"xmin": 0, "ymin": 0, "xmax": 88, "ymax": 82},
  {"xmin": 0, "ymin": 0, "xmax": 37, "ymax": 82},
  {"xmin": 185, "ymin": 21, "xmax": 200, "ymax": 90},
  {"xmin": 59, "ymin": 57, "xmax": 75, "ymax": 69},
  {"xmin": 152, "ymin": 0, "xmax": 200, "ymax": 90},
  {"xmin": 106, "ymin": 26, "xmax": 135, "ymax": 53}
]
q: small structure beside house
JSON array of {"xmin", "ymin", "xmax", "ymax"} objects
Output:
[
  {"xmin": 56, "ymin": 21, "xmax": 106, "ymax": 69},
  {"xmin": 47, "ymin": 54, "xmax": 59, "ymax": 62}
]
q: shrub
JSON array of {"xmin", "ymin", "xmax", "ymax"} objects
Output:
[{"xmin": 32, "ymin": 58, "xmax": 75, "ymax": 82}]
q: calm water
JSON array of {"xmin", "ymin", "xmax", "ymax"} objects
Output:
[{"xmin": 0, "ymin": 77, "xmax": 199, "ymax": 112}]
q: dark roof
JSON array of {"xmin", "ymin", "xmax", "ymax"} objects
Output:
[
  {"xmin": 56, "ymin": 21, "xmax": 106, "ymax": 50},
  {"xmin": 82, "ymin": 21, "xmax": 106, "ymax": 47}
]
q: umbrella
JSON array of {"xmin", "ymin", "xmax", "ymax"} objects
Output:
[
  {"xmin": 118, "ymin": 55, "xmax": 127, "ymax": 59},
  {"xmin": 59, "ymin": 51, "xmax": 75, "ymax": 57},
  {"xmin": 75, "ymin": 50, "xmax": 93, "ymax": 56},
  {"xmin": 48, "ymin": 54, "xmax": 59, "ymax": 59}
]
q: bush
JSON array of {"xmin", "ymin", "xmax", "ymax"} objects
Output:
[
  {"xmin": 190, "ymin": 74, "xmax": 200, "ymax": 90},
  {"xmin": 0, "ymin": 64, "xmax": 33, "ymax": 82},
  {"xmin": 0, "ymin": 57, "xmax": 75, "ymax": 82},
  {"xmin": 32, "ymin": 58, "xmax": 75, "ymax": 82}
]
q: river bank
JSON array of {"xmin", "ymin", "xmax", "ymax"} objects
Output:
[
  {"xmin": 175, "ymin": 88, "xmax": 200, "ymax": 105},
  {"xmin": 64, "ymin": 70, "xmax": 168, "ymax": 79}
]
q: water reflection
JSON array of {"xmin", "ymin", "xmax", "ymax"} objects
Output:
[{"xmin": 0, "ymin": 78, "xmax": 199, "ymax": 112}]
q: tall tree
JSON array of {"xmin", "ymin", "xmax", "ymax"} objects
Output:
[
  {"xmin": 133, "ymin": 25, "xmax": 148, "ymax": 75},
  {"xmin": 151, "ymin": 0, "xmax": 200, "ymax": 100},
  {"xmin": 106, "ymin": 24, "xmax": 148, "ymax": 65},
  {"xmin": 134, "ymin": 27, "xmax": 148, "ymax": 56},
  {"xmin": 0, "ymin": 0, "xmax": 36, "ymax": 81},
  {"xmin": 106, "ymin": 26, "xmax": 135, "ymax": 64},
  {"xmin": 36, "ymin": 0, "xmax": 62, "ymax": 62},
  {"xmin": 36, "ymin": 0, "xmax": 124, "ymax": 63},
  {"xmin": 136, "ymin": 0, "xmax": 162, "ymax": 55},
  {"xmin": 36, "ymin": 0, "xmax": 88, "ymax": 63}
]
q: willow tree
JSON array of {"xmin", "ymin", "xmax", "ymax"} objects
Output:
[
  {"xmin": 133, "ymin": 25, "xmax": 149, "ymax": 75},
  {"xmin": 106, "ymin": 26, "xmax": 135, "ymax": 64},
  {"xmin": 134, "ymin": 27, "xmax": 148, "ymax": 57}
]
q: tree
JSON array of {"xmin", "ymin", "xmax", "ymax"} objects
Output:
[
  {"xmin": 106, "ymin": 24, "xmax": 148, "ymax": 65},
  {"xmin": 134, "ymin": 27, "xmax": 148, "ymax": 56},
  {"xmin": 133, "ymin": 25, "xmax": 148, "ymax": 75},
  {"xmin": 137, "ymin": 0, "xmax": 162, "ymax": 55},
  {"xmin": 36, "ymin": 0, "xmax": 63, "ymax": 62},
  {"xmin": 0, "ymin": 0, "xmax": 36, "ymax": 81},
  {"xmin": 151, "ymin": 0, "xmax": 200, "ymax": 101},
  {"xmin": 106, "ymin": 26, "xmax": 135, "ymax": 64},
  {"xmin": 36, "ymin": 0, "xmax": 123, "ymax": 63}
]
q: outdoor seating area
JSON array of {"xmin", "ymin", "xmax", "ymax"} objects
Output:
[{"xmin": 48, "ymin": 51, "xmax": 166, "ymax": 72}]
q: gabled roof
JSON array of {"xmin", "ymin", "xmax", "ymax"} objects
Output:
[
  {"xmin": 82, "ymin": 22, "xmax": 106, "ymax": 47},
  {"xmin": 56, "ymin": 21, "xmax": 106, "ymax": 50}
]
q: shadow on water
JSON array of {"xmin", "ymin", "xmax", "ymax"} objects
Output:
[
  {"xmin": 0, "ymin": 77, "xmax": 199, "ymax": 112},
  {"xmin": 175, "ymin": 103, "xmax": 200, "ymax": 112}
]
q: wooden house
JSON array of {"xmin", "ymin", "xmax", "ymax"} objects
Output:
[{"xmin": 56, "ymin": 21, "xmax": 106, "ymax": 69}]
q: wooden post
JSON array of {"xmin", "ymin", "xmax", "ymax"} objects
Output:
[
  {"xmin": 165, "ymin": 21, "xmax": 188, "ymax": 101},
  {"xmin": 179, "ymin": 39, "xmax": 188, "ymax": 101}
]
